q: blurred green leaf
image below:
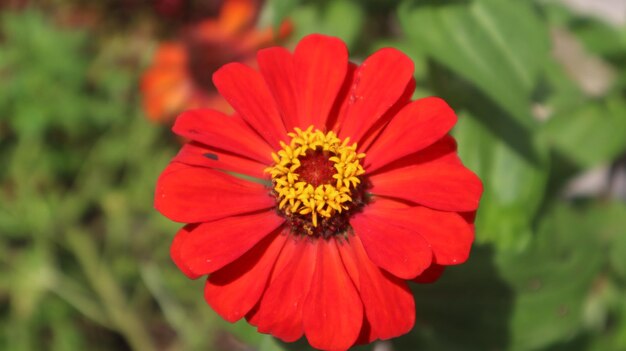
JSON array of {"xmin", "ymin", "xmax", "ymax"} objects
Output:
[
  {"xmin": 542, "ymin": 0, "xmax": 626, "ymax": 61},
  {"xmin": 542, "ymin": 2, "xmax": 625, "ymax": 92},
  {"xmin": 541, "ymin": 96, "xmax": 626, "ymax": 168},
  {"xmin": 396, "ymin": 203, "xmax": 606, "ymax": 351},
  {"xmin": 281, "ymin": 336, "xmax": 376, "ymax": 351},
  {"xmin": 587, "ymin": 203, "xmax": 626, "ymax": 280},
  {"xmin": 290, "ymin": 0, "xmax": 365, "ymax": 49},
  {"xmin": 455, "ymin": 110, "xmax": 549, "ymax": 249},
  {"xmin": 258, "ymin": 335, "xmax": 288, "ymax": 351},
  {"xmin": 44, "ymin": 298, "xmax": 86, "ymax": 351},
  {"xmin": 373, "ymin": 39, "xmax": 429, "ymax": 86},
  {"xmin": 141, "ymin": 263, "xmax": 219, "ymax": 350},
  {"xmin": 10, "ymin": 244, "xmax": 54, "ymax": 319},
  {"xmin": 497, "ymin": 204, "xmax": 605, "ymax": 350},
  {"xmin": 394, "ymin": 246, "xmax": 514, "ymax": 351},
  {"xmin": 540, "ymin": 56, "xmax": 586, "ymax": 119},
  {"xmin": 265, "ymin": 0, "xmax": 303, "ymax": 29},
  {"xmin": 50, "ymin": 273, "xmax": 111, "ymax": 328},
  {"xmin": 0, "ymin": 11, "xmax": 90, "ymax": 138},
  {"xmin": 398, "ymin": 0, "xmax": 550, "ymax": 127},
  {"xmin": 573, "ymin": 20, "xmax": 626, "ymax": 58}
]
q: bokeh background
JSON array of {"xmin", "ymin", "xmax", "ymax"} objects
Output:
[{"xmin": 1, "ymin": 0, "xmax": 626, "ymax": 350}]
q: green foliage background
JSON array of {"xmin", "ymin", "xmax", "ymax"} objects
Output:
[{"xmin": 1, "ymin": 0, "xmax": 626, "ymax": 350}]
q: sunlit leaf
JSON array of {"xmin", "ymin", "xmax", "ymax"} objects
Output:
[
  {"xmin": 541, "ymin": 96, "xmax": 626, "ymax": 168},
  {"xmin": 398, "ymin": 0, "xmax": 550, "ymax": 127},
  {"xmin": 498, "ymin": 205, "xmax": 604, "ymax": 350}
]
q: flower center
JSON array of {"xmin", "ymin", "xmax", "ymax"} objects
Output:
[
  {"xmin": 265, "ymin": 126, "xmax": 367, "ymax": 238},
  {"xmin": 296, "ymin": 150, "xmax": 336, "ymax": 186}
]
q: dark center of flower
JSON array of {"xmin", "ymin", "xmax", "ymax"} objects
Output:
[
  {"xmin": 265, "ymin": 126, "xmax": 369, "ymax": 239},
  {"xmin": 296, "ymin": 150, "xmax": 336, "ymax": 187}
]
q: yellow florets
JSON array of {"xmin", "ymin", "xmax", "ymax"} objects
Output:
[{"xmin": 265, "ymin": 126, "xmax": 366, "ymax": 228}]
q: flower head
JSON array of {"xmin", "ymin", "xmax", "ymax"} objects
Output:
[
  {"xmin": 141, "ymin": 0, "xmax": 291, "ymax": 122},
  {"xmin": 155, "ymin": 34, "xmax": 483, "ymax": 351}
]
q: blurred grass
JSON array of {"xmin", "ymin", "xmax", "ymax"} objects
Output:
[
  {"xmin": 0, "ymin": 8, "xmax": 209, "ymax": 351},
  {"xmin": 1, "ymin": 0, "xmax": 626, "ymax": 350}
]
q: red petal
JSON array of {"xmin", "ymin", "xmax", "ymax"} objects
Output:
[
  {"xmin": 413, "ymin": 264, "xmax": 446, "ymax": 284},
  {"xmin": 350, "ymin": 209, "xmax": 432, "ymax": 279},
  {"xmin": 254, "ymin": 238, "xmax": 317, "ymax": 342},
  {"xmin": 172, "ymin": 210, "xmax": 284, "ymax": 277},
  {"xmin": 338, "ymin": 48, "xmax": 414, "ymax": 144},
  {"xmin": 371, "ymin": 135, "xmax": 460, "ymax": 171},
  {"xmin": 174, "ymin": 142, "xmax": 267, "ymax": 179},
  {"xmin": 327, "ymin": 62, "xmax": 358, "ymax": 131},
  {"xmin": 213, "ymin": 63, "xmax": 287, "ymax": 148},
  {"xmin": 411, "ymin": 209, "xmax": 474, "ymax": 265},
  {"xmin": 365, "ymin": 97, "xmax": 458, "ymax": 171},
  {"xmin": 357, "ymin": 78, "xmax": 416, "ymax": 153},
  {"xmin": 257, "ymin": 47, "xmax": 299, "ymax": 131},
  {"xmin": 204, "ymin": 231, "xmax": 288, "ymax": 322},
  {"xmin": 155, "ymin": 162, "xmax": 275, "ymax": 223},
  {"xmin": 303, "ymin": 239, "xmax": 363, "ymax": 351},
  {"xmin": 172, "ymin": 109, "xmax": 274, "ymax": 164},
  {"xmin": 353, "ymin": 318, "xmax": 373, "ymax": 346},
  {"xmin": 294, "ymin": 34, "xmax": 348, "ymax": 129},
  {"xmin": 246, "ymin": 235, "xmax": 299, "ymax": 327},
  {"xmin": 170, "ymin": 225, "xmax": 201, "ymax": 279},
  {"xmin": 366, "ymin": 198, "xmax": 474, "ymax": 265},
  {"xmin": 460, "ymin": 211, "xmax": 477, "ymax": 224},
  {"xmin": 338, "ymin": 236, "xmax": 415, "ymax": 342},
  {"xmin": 369, "ymin": 149, "xmax": 483, "ymax": 212}
]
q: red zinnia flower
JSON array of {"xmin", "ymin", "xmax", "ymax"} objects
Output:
[
  {"xmin": 155, "ymin": 34, "xmax": 483, "ymax": 351},
  {"xmin": 141, "ymin": 0, "xmax": 291, "ymax": 122}
]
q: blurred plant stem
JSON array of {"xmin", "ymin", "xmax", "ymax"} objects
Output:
[
  {"xmin": 66, "ymin": 229, "xmax": 156, "ymax": 351},
  {"xmin": 49, "ymin": 272, "xmax": 111, "ymax": 328}
]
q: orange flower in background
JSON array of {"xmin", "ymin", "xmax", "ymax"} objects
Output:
[{"xmin": 141, "ymin": 0, "xmax": 291, "ymax": 123}]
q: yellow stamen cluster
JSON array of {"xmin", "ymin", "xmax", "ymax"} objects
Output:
[{"xmin": 265, "ymin": 126, "xmax": 366, "ymax": 228}]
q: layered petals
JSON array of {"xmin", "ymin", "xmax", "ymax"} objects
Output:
[
  {"xmin": 172, "ymin": 109, "xmax": 274, "ymax": 164},
  {"xmin": 170, "ymin": 210, "xmax": 284, "ymax": 277},
  {"xmin": 369, "ymin": 147, "xmax": 483, "ymax": 212},
  {"xmin": 350, "ymin": 210, "xmax": 433, "ymax": 279},
  {"xmin": 254, "ymin": 238, "xmax": 317, "ymax": 342},
  {"xmin": 338, "ymin": 236, "xmax": 415, "ymax": 342},
  {"xmin": 413, "ymin": 264, "xmax": 446, "ymax": 284},
  {"xmin": 170, "ymin": 227, "xmax": 201, "ymax": 280},
  {"xmin": 213, "ymin": 62, "xmax": 288, "ymax": 148},
  {"xmin": 365, "ymin": 97, "xmax": 457, "ymax": 171},
  {"xmin": 356, "ymin": 78, "xmax": 416, "ymax": 153},
  {"xmin": 338, "ymin": 48, "xmax": 414, "ymax": 144},
  {"xmin": 327, "ymin": 62, "xmax": 358, "ymax": 131},
  {"xmin": 173, "ymin": 142, "xmax": 267, "ymax": 179},
  {"xmin": 366, "ymin": 198, "xmax": 474, "ymax": 265},
  {"xmin": 303, "ymin": 239, "xmax": 363, "ymax": 351},
  {"xmin": 204, "ymin": 230, "xmax": 288, "ymax": 322},
  {"xmin": 155, "ymin": 163, "xmax": 274, "ymax": 223},
  {"xmin": 257, "ymin": 47, "xmax": 299, "ymax": 131},
  {"xmin": 294, "ymin": 34, "xmax": 348, "ymax": 129},
  {"xmin": 245, "ymin": 236, "xmax": 300, "ymax": 327}
]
